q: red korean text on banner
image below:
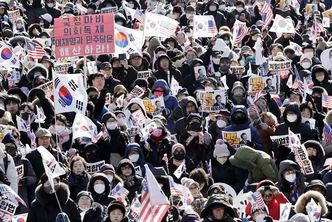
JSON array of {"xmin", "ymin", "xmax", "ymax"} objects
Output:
[{"xmin": 54, "ymin": 14, "xmax": 115, "ymax": 58}]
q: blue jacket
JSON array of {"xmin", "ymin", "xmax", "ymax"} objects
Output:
[{"xmin": 151, "ymin": 80, "xmax": 179, "ymax": 132}]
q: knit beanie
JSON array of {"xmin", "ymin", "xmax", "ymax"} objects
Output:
[
  {"xmin": 172, "ymin": 143, "xmax": 186, "ymax": 154},
  {"xmin": 181, "ymin": 177, "xmax": 199, "ymax": 189},
  {"xmin": 213, "ymin": 139, "xmax": 230, "ymax": 157},
  {"xmin": 2, "ymin": 133, "xmax": 17, "ymax": 148}
]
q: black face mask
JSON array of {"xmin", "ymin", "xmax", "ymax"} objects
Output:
[
  {"xmin": 188, "ymin": 122, "xmax": 202, "ymax": 132},
  {"xmin": 233, "ymin": 114, "xmax": 246, "ymax": 124},
  {"xmin": 21, "ymin": 112, "xmax": 30, "ymax": 121},
  {"xmin": 173, "ymin": 152, "xmax": 185, "ymax": 160},
  {"xmin": 219, "ymin": 64, "xmax": 229, "ymax": 73},
  {"xmin": 113, "ymin": 67, "xmax": 122, "ymax": 73},
  {"xmin": 89, "ymin": 96, "xmax": 98, "ymax": 104}
]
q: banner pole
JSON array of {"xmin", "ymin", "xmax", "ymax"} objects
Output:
[{"xmin": 54, "ymin": 191, "xmax": 63, "ymax": 213}]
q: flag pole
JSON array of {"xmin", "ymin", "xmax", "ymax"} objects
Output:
[{"xmin": 54, "ymin": 191, "xmax": 63, "ymax": 213}]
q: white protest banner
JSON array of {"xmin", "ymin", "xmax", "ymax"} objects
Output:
[
  {"xmin": 293, "ymin": 144, "xmax": 314, "ymax": 175},
  {"xmin": 86, "ymin": 160, "xmax": 105, "ymax": 174},
  {"xmin": 7, "ymin": 10, "xmax": 21, "ymax": 23},
  {"xmin": 151, "ymin": 96, "xmax": 165, "ymax": 115},
  {"xmin": 269, "ymin": 14, "xmax": 296, "ymax": 33},
  {"xmin": 144, "ymin": 12, "xmax": 179, "ymax": 38},
  {"xmin": 16, "ymin": 164, "xmax": 24, "ymax": 180},
  {"xmin": 87, "ymin": 61, "xmax": 98, "ymax": 75},
  {"xmin": 222, "ymin": 128, "xmax": 251, "ymax": 149},
  {"xmin": 193, "ymin": 15, "xmax": 218, "ymax": 38},
  {"xmin": 132, "ymin": 109, "xmax": 146, "ymax": 127},
  {"xmin": 194, "ymin": 66, "xmax": 207, "ymax": 80},
  {"xmin": 137, "ymin": 70, "xmax": 150, "ymax": 79},
  {"xmin": 280, "ymin": 203, "xmax": 292, "ymax": 221},
  {"xmin": 128, "ymin": 85, "xmax": 145, "ymax": 99},
  {"xmin": 54, "ymin": 62, "xmax": 72, "ymax": 74},
  {"xmin": 35, "ymin": 106, "xmax": 46, "ymax": 124},
  {"xmin": 270, "ymin": 134, "xmax": 301, "ymax": 146},
  {"xmin": 0, "ymin": 184, "xmax": 26, "ymax": 207},
  {"xmin": 196, "ymin": 90, "xmax": 228, "ymax": 112},
  {"xmin": 72, "ymin": 112, "xmax": 98, "ymax": 140},
  {"xmin": 100, "ymin": 6, "xmax": 118, "ymax": 14},
  {"xmin": 302, "ymin": 118, "xmax": 316, "ymax": 130},
  {"xmin": 248, "ymin": 75, "xmax": 280, "ymax": 94},
  {"xmin": 53, "ymin": 73, "xmax": 88, "ymax": 114},
  {"xmin": 122, "ymin": 1, "xmax": 136, "ymax": 18},
  {"xmin": 268, "ymin": 60, "xmax": 292, "ymax": 72},
  {"xmin": 0, "ymin": 199, "xmax": 17, "ymax": 216},
  {"xmin": 114, "ymin": 24, "xmax": 144, "ymax": 58}
]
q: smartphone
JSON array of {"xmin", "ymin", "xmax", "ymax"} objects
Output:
[{"xmin": 118, "ymin": 53, "xmax": 126, "ymax": 60}]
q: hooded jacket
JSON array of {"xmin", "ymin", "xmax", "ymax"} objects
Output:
[
  {"xmin": 294, "ymin": 191, "xmax": 328, "ymax": 217},
  {"xmin": 124, "ymin": 143, "xmax": 150, "ymax": 177},
  {"xmin": 0, "ymin": 144, "xmax": 18, "ymax": 193},
  {"xmin": 152, "ymin": 54, "xmax": 183, "ymax": 85},
  {"xmin": 277, "ymin": 160, "xmax": 305, "ymax": 204},
  {"xmin": 151, "ymin": 79, "xmax": 179, "ymax": 132},
  {"xmin": 303, "ymin": 140, "xmax": 325, "ymax": 174},
  {"xmin": 229, "ymin": 146, "xmax": 278, "ymax": 183},
  {"xmin": 201, "ymin": 194, "xmax": 236, "ymax": 222},
  {"xmin": 87, "ymin": 173, "xmax": 113, "ymax": 206},
  {"xmin": 116, "ymin": 158, "xmax": 143, "ymax": 202},
  {"xmin": 27, "ymin": 183, "xmax": 81, "ymax": 222},
  {"xmin": 222, "ymin": 105, "xmax": 263, "ymax": 150},
  {"xmin": 174, "ymin": 96, "xmax": 199, "ymax": 139},
  {"xmin": 204, "ymin": 1, "xmax": 227, "ymax": 29},
  {"xmin": 276, "ymin": 103, "xmax": 313, "ymax": 141},
  {"xmin": 312, "ymin": 65, "xmax": 332, "ymax": 96}
]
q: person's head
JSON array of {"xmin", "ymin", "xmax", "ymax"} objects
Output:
[
  {"xmin": 181, "ymin": 177, "xmax": 200, "ymax": 198},
  {"xmin": 185, "ymin": 100, "xmax": 197, "ymax": 114},
  {"xmin": 129, "ymin": 53, "xmax": 143, "ymax": 68},
  {"xmin": 284, "ymin": 103, "xmax": 301, "ymax": 124},
  {"xmin": 270, "ymin": 43, "xmax": 283, "ymax": 57},
  {"xmin": 241, "ymin": 133, "xmax": 247, "ymax": 140},
  {"xmin": 99, "ymin": 62, "xmax": 112, "ymax": 76},
  {"xmin": 172, "ymin": 143, "xmax": 186, "ymax": 161},
  {"xmin": 18, "ymin": 102, "xmax": 34, "ymax": 121},
  {"xmin": 4, "ymin": 96, "xmax": 20, "ymax": 115},
  {"xmin": 36, "ymin": 128, "xmax": 52, "ymax": 148},
  {"xmin": 186, "ymin": 113, "xmax": 202, "ymax": 132},
  {"xmin": 120, "ymin": 163, "xmax": 133, "ymax": 177},
  {"xmin": 102, "ymin": 112, "xmax": 118, "ymax": 131},
  {"xmin": 91, "ymin": 73, "xmax": 105, "ymax": 91},
  {"xmin": 100, "ymin": 164, "xmax": 116, "ymax": 183},
  {"xmin": 262, "ymin": 188, "xmax": 275, "ymax": 206},
  {"xmin": 300, "ymin": 104, "xmax": 312, "ymax": 119},
  {"xmin": 76, "ymin": 191, "xmax": 93, "ymax": 211},
  {"xmin": 266, "ymin": 78, "xmax": 272, "ymax": 86},
  {"xmin": 93, "ymin": 179, "xmax": 106, "ymax": 194},
  {"xmin": 189, "ymin": 168, "xmax": 209, "ymax": 191},
  {"xmin": 305, "ymin": 180, "xmax": 327, "ymax": 196},
  {"xmin": 158, "ymin": 55, "xmax": 170, "ymax": 70},
  {"xmin": 213, "ymin": 139, "xmax": 230, "ymax": 165},
  {"xmin": 3, "ymin": 133, "xmax": 18, "ymax": 158},
  {"xmin": 70, "ymin": 156, "xmax": 87, "ymax": 176},
  {"xmin": 107, "ymin": 201, "xmax": 126, "ymax": 222},
  {"xmin": 215, "ymin": 95, "xmax": 222, "ymax": 103},
  {"xmin": 41, "ymin": 174, "xmax": 60, "ymax": 194}
]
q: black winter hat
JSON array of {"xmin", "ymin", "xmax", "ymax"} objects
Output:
[
  {"xmin": 304, "ymin": 179, "xmax": 327, "ymax": 195},
  {"xmin": 101, "ymin": 112, "xmax": 117, "ymax": 124},
  {"xmin": 107, "ymin": 200, "xmax": 126, "ymax": 215}
]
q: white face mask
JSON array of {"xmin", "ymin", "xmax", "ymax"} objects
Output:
[
  {"xmin": 286, "ymin": 114, "xmax": 297, "ymax": 123},
  {"xmin": 94, "ymin": 184, "xmax": 105, "ymax": 194},
  {"xmin": 47, "ymin": 2, "xmax": 54, "ymax": 7},
  {"xmin": 55, "ymin": 125, "xmax": 65, "ymax": 133},
  {"xmin": 209, "ymin": 5, "xmax": 217, "ymax": 11},
  {"xmin": 212, "ymin": 57, "xmax": 220, "ymax": 65},
  {"xmin": 107, "ymin": 122, "xmax": 117, "ymax": 130},
  {"xmin": 205, "ymin": 86, "xmax": 214, "ymax": 91},
  {"xmin": 301, "ymin": 62, "xmax": 311, "ymax": 69},
  {"xmin": 236, "ymin": 7, "xmax": 244, "ymax": 12},
  {"xmin": 106, "ymin": 175, "xmax": 113, "ymax": 183},
  {"xmin": 216, "ymin": 157, "xmax": 228, "ymax": 165},
  {"xmin": 219, "ymin": 4, "xmax": 225, "ymax": 11},
  {"xmin": 129, "ymin": 154, "xmax": 140, "ymax": 162},
  {"xmin": 284, "ymin": 173, "xmax": 296, "ymax": 183},
  {"xmin": 217, "ymin": 119, "xmax": 227, "ymax": 128}
]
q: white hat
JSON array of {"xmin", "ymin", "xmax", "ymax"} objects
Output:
[
  {"xmin": 213, "ymin": 139, "xmax": 230, "ymax": 157},
  {"xmin": 181, "ymin": 177, "xmax": 199, "ymax": 189}
]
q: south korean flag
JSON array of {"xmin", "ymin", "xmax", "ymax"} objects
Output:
[{"xmin": 53, "ymin": 73, "xmax": 88, "ymax": 114}]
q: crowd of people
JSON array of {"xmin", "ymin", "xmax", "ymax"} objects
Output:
[{"xmin": 0, "ymin": 0, "xmax": 332, "ymax": 221}]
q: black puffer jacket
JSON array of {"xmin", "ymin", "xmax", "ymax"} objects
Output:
[
  {"xmin": 67, "ymin": 171, "xmax": 91, "ymax": 200},
  {"xmin": 27, "ymin": 183, "xmax": 81, "ymax": 222}
]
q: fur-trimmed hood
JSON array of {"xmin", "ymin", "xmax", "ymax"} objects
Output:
[
  {"xmin": 294, "ymin": 191, "xmax": 328, "ymax": 216},
  {"xmin": 35, "ymin": 182, "xmax": 70, "ymax": 206}
]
